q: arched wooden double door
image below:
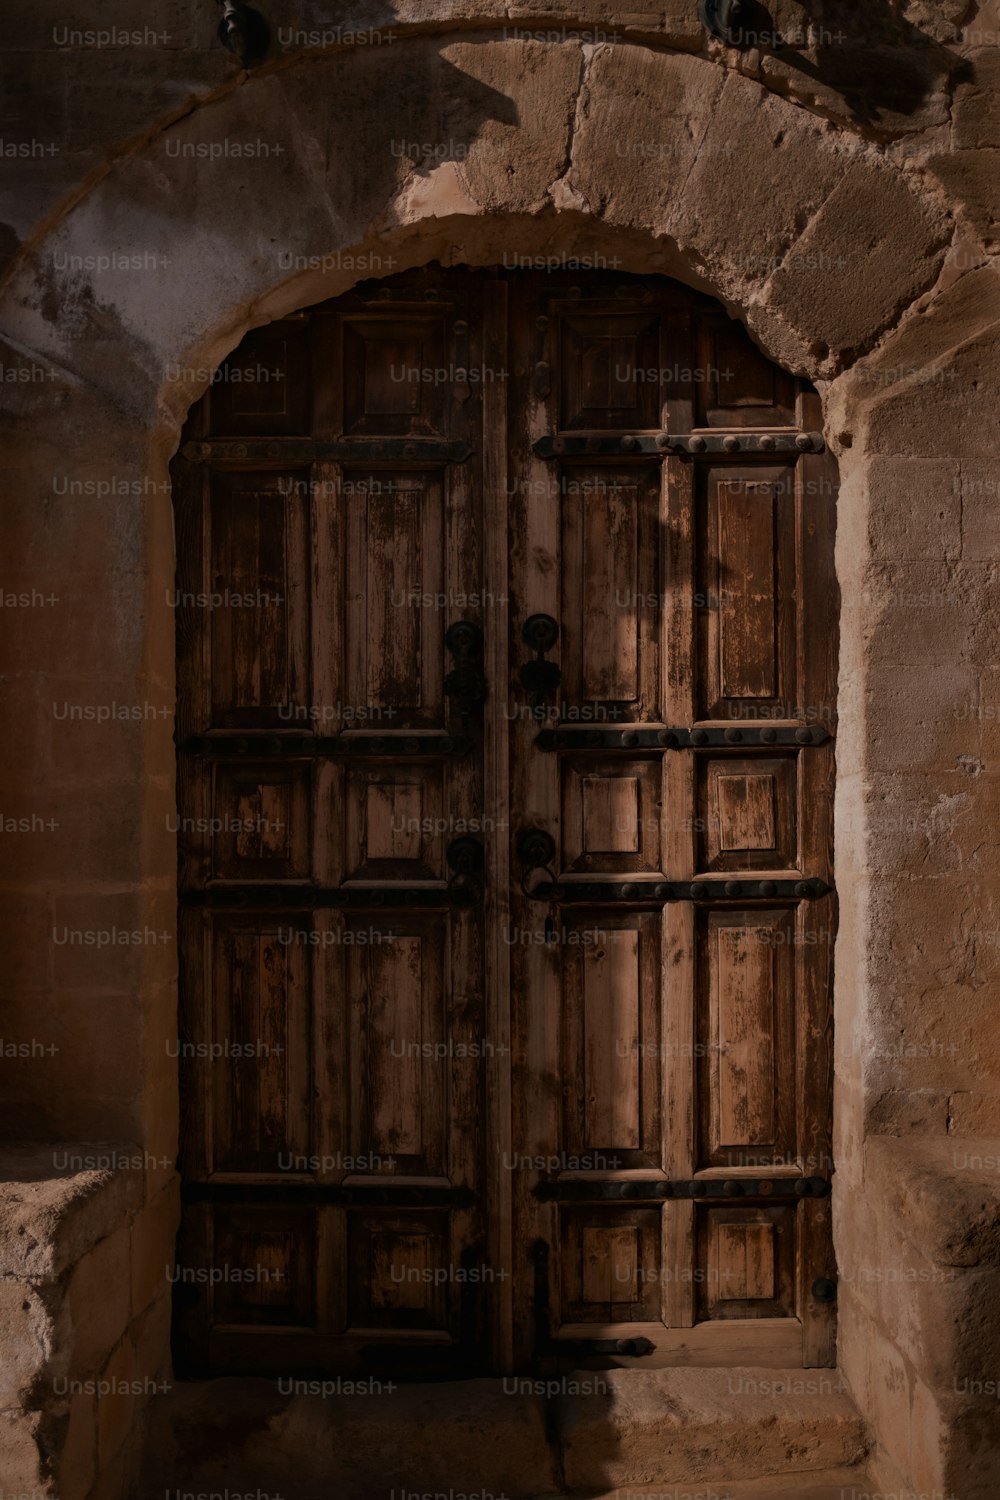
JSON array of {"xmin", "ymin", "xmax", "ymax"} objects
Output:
[{"xmin": 173, "ymin": 266, "xmax": 838, "ymax": 1377}]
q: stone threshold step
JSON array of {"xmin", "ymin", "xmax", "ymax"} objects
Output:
[
  {"xmin": 530, "ymin": 1470, "xmax": 875, "ymax": 1500},
  {"xmin": 139, "ymin": 1367, "xmax": 868, "ymax": 1500}
]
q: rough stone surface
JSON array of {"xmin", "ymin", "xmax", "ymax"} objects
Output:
[
  {"xmin": 139, "ymin": 1376, "xmax": 560, "ymax": 1499},
  {"xmin": 3, "ymin": 7, "xmax": 1000, "ymax": 1500},
  {"xmin": 556, "ymin": 1367, "xmax": 867, "ymax": 1490},
  {"xmin": 525, "ymin": 1471, "xmax": 878, "ymax": 1500}
]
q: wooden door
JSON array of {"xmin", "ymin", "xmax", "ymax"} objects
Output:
[
  {"xmin": 173, "ymin": 271, "xmax": 498, "ymax": 1375},
  {"xmin": 505, "ymin": 275, "xmax": 839, "ymax": 1370},
  {"xmin": 173, "ymin": 267, "xmax": 838, "ymax": 1377}
]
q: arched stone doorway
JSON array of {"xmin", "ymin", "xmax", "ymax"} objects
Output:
[
  {"xmin": 171, "ymin": 262, "xmax": 838, "ymax": 1378},
  {"xmin": 2, "ymin": 21, "xmax": 998, "ymax": 1500}
]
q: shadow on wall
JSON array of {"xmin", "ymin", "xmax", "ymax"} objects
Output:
[
  {"xmin": 717, "ymin": 0, "xmax": 973, "ymax": 127},
  {"xmin": 137, "ymin": 1366, "xmax": 625, "ymax": 1500}
]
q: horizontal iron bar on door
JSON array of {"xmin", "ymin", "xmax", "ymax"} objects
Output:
[
  {"xmin": 181, "ymin": 437, "xmax": 474, "ymax": 464},
  {"xmin": 536, "ymin": 725, "xmax": 831, "ymax": 750},
  {"xmin": 181, "ymin": 883, "xmax": 479, "ymax": 910},
  {"xmin": 182, "ymin": 1180, "xmax": 478, "ymax": 1207},
  {"xmin": 183, "ymin": 733, "xmax": 474, "ymax": 758},
  {"xmin": 532, "ymin": 431, "xmax": 825, "ymax": 458},
  {"xmin": 533, "ymin": 1176, "xmax": 831, "ymax": 1202},
  {"xmin": 526, "ymin": 877, "xmax": 831, "ymax": 904}
]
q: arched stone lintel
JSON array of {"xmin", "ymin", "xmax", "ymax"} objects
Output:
[{"xmin": 0, "ymin": 36, "xmax": 951, "ymax": 434}]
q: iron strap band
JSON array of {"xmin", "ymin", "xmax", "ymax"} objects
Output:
[
  {"xmin": 533, "ymin": 1176, "xmax": 832, "ymax": 1202},
  {"xmin": 536, "ymin": 725, "xmax": 831, "ymax": 750},
  {"xmin": 526, "ymin": 877, "xmax": 831, "ymax": 904},
  {"xmin": 533, "ymin": 431, "xmax": 825, "ymax": 458}
]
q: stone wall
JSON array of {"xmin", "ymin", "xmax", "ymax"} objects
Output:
[
  {"xmin": 0, "ymin": 1152, "xmax": 176, "ymax": 1499},
  {"xmin": 3, "ymin": 3, "xmax": 1000, "ymax": 1496}
]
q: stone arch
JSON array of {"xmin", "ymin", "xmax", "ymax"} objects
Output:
[{"xmin": 4, "ymin": 25, "xmax": 999, "ymax": 1500}]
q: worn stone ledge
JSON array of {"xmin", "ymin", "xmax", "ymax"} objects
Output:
[
  {"xmin": 0, "ymin": 1145, "xmax": 148, "ymax": 1281},
  {"xmin": 865, "ymin": 1135, "xmax": 1000, "ymax": 1268}
]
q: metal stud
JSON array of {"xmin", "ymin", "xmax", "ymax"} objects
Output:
[
  {"xmin": 759, "ymin": 881, "xmax": 777, "ymax": 898},
  {"xmin": 795, "ymin": 433, "xmax": 813, "ymax": 451},
  {"xmin": 759, "ymin": 435, "xmax": 776, "ymax": 451},
  {"xmin": 760, "ymin": 727, "xmax": 777, "ymax": 743},
  {"xmin": 656, "ymin": 730, "xmax": 676, "ymax": 747},
  {"xmin": 691, "ymin": 729, "xmax": 709, "ymax": 746},
  {"xmin": 795, "ymin": 728, "xmax": 812, "ymax": 744},
  {"xmin": 690, "ymin": 882, "xmax": 708, "ymax": 899},
  {"xmin": 725, "ymin": 880, "xmax": 742, "ymax": 897},
  {"xmin": 724, "ymin": 728, "xmax": 742, "ymax": 743},
  {"xmin": 723, "ymin": 436, "xmax": 740, "ymax": 452},
  {"xmin": 621, "ymin": 435, "xmax": 639, "ymax": 451},
  {"xmin": 689, "ymin": 435, "xmax": 707, "ymax": 452},
  {"xmin": 622, "ymin": 731, "xmax": 639, "ymax": 747}
]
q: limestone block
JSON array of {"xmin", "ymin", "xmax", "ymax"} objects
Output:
[
  {"xmin": 59, "ymin": 1389, "xmax": 97, "ymax": 1500},
  {"xmin": 130, "ymin": 1178, "xmax": 180, "ymax": 1320},
  {"xmin": 0, "ymin": 1148, "xmax": 143, "ymax": 1281},
  {"xmin": 866, "ymin": 1136, "xmax": 1000, "ymax": 1268},
  {"xmin": 765, "ymin": 160, "xmax": 948, "ymax": 363},
  {"xmin": 442, "ymin": 40, "xmax": 584, "ymax": 215},
  {"xmin": 130, "ymin": 1285, "xmax": 173, "ymax": 1389},
  {"xmin": 864, "ymin": 458, "xmax": 960, "ymax": 562},
  {"xmin": 96, "ymin": 1336, "xmax": 137, "ymax": 1470},
  {"xmin": 927, "ymin": 150, "xmax": 1000, "ymax": 249},
  {"xmin": 949, "ymin": 1092, "xmax": 1000, "ymax": 1135},
  {"xmin": 866, "ymin": 329, "xmax": 1000, "ymax": 460},
  {"xmin": 568, "ymin": 47, "xmax": 725, "ymax": 229},
  {"xmin": 849, "ymin": 265, "xmax": 1000, "ymax": 396},
  {"xmin": 554, "ymin": 1366, "xmax": 867, "ymax": 1489},
  {"xmin": 670, "ymin": 71, "xmax": 844, "ymax": 291},
  {"xmin": 140, "ymin": 1375, "xmax": 559, "ymax": 1498},
  {"xmin": 865, "ymin": 663, "xmax": 978, "ymax": 773},
  {"xmin": 957, "ymin": 460, "xmax": 1000, "ymax": 561},
  {"xmin": 0, "ymin": 1410, "xmax": 53, "ymax": 1495},
  {"xmin": 0, "ymin": 1281, "xmax": 54, "ymax": 1407},
  {"xmin": 954, "ymin": 50, "xmax": 1000, "ymax": 148},
  {"xmin": 67, "ymin": 1227, "xmax": 132, "ymax": 1373}
]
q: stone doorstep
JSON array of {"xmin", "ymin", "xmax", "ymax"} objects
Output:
[
  {"xmin": 525, "ymin": 1472, "xmax": 874, "ymax": 1500},
  {"xmin": 137, "ymin": 1368, "xmax": 869, "ymax": 1500}
]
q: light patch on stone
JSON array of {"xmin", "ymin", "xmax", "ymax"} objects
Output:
[
  {"xmin": 548, "ymin": 175, "xmax": 590, "ymax": 212},
  {"xmin": 393, "ymin": 159, "xmax": 481, "ymax": 223}
]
